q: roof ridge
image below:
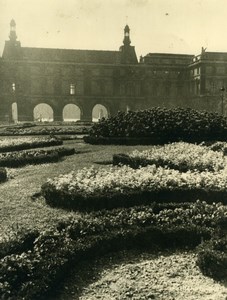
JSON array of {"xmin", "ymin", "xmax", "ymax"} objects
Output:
[{"xmin": 21, "ymin": 46, "xmax": 120, "ymax": 53}]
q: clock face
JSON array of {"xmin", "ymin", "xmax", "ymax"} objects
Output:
[{"xmin": 125, "ymin": 32, "xmax": 129, "ymax": 37}]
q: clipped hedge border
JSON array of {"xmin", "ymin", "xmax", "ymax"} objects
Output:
[
  {"xmin": 41, "ymin": 185, "xmax": 227, "ymax": 211},
  {"xmin": 0, "ymin": 224, "xmax": 212, "ymax": 300},
  {"xmin": 0, "ymin": 147, "xmax": 75, "ymax": 168},
  {"xmin": 83, "ymin": 136, "xmax": 169, "ymax": 145},
  {"xmin": 0, "ymin": 167, "xmax": 7, "ymax": 182},
  {"xmin": 0, "ymin": 139, "xmax": 63, "ymax": 153}
]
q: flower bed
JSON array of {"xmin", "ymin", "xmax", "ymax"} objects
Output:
[
  {"xmin": 0, "ymin": 125, "xmax": 89, "ymax": 136},
  {"xmin": 0, "ymin": 200, "xmax": 219, "ymax": 299},
  {"xmin": 0, "ymin": 147, "xmax": 75, "ymax": 168},
  {"xmin": 113, "ymin": 142, "xmax": 226, "ymax": 172},
  {"xmin": 41, "ymin": 164, "xmax": 227, "ymax": 210},
  {"xmin": 0, "ymin": 137, "xmax": 62, "ymax": 152},
  {"xmin": 85, "ymin": 107, "xmax": 227, "ymax": 144}
]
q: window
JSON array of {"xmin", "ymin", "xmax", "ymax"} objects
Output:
[
  {"xmin": 12, "ymin": 83, "xmax": 16, "ymax": 92},
  {"xmin": 70, "ymin": 83, "xmax": 75, "ymax": 95}
]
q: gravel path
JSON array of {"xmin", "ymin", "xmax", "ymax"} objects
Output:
[{"xmin": 54, "ymin": 250, "xmax": 227, "ymax": 300}]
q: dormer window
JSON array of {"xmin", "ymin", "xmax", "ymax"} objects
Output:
[{"xmin": 70, "ymin": 83, "xmax": 75, "ymax": 95}]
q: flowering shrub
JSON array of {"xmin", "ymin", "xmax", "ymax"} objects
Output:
[
  {"xmin": 113, "ymin": 142, "xmax": 226, "ymax": 172},
  {"xmin": 0, "ymin": 136, "xmax": 62, "ymax": 152},
  {"xmin": 87, "ymin": 107, "xmax": 227, "ymax": 143},
  {"xmin": 42, "ymin": 164, "xmax": 227, "ymax": 210},
  {"xmin": 0, "ymin": 147, "xmax": 75, "ymax": 167}
]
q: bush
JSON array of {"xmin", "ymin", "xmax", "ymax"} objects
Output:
[
  {"xmin": 86, "ymin": 108, "xmax": 227, "ymax": 144},
  {"xmin": 197, "ymin": 237, "xmax": 227, "ymax": 280},
  {"xmin": 0, "ymin": 167, "xmax": 7, "ymax": 182}
]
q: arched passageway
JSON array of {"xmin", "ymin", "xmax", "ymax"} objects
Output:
[
  {"xmin": 33, "ymin": 103, "xmax": 54, "ymax": 122},
  {"xmin": 92, "ymin": 104, "xmax": 108, "ymax": 122},
  {"xmin": 12, "ymin": 102, "xmax": 18, "ymax": 123},
  {"xmin": 63, "ymin": 104, "xmax": 81, "ymax": 122}
]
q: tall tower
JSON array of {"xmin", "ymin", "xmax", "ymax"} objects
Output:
[
  {"xmin": 123, "ymin": 24, "xmax": 131, "ymax": 46},
  {"xmin": 9, "ymin": 19, "xmax": 17, "ymax": 42},
  {"xmin": 119, "ymin": 25, "xmax": 138, "ymax": 64},
  {"xmin": 2, "ymin": 19, "xmax": 21, "ymax": 59}
]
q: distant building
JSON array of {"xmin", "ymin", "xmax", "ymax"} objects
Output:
[{"xmin": 0, "ymin": 20, "xmax": 226, "ymax": 122}]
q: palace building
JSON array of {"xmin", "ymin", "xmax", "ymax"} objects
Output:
[{"xmin": 0, "ymin": 20, "xmax": 227, "ymax": 122}]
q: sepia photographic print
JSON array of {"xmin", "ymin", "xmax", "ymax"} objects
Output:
[{"xmin": 1, "ymin": 0, "xmax": 227, "ymax": 299}]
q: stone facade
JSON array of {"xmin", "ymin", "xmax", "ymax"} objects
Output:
[{"xmin": 0, "ymin": 20, "xmax": 227, "ymax": 122}]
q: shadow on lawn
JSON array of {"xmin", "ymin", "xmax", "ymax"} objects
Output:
[
  {"xmin": 94, "ymin": 160, "xmax": 113, "ymax": 165},
  {"xmin": 46, "ymin": 249, "xmax": 160, "ymax": 300}
]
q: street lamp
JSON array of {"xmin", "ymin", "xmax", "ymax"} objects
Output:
[{"xmin": 220, "ymin": 86, "xmax": 225, "ymax": 116}]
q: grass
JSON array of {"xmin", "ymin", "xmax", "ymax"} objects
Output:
[{"xmin": 0, "ymin": 139, "xmax": 152, "ymax": 239}]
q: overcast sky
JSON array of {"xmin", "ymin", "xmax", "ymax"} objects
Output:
[{"xmin": 1, "ymin": 0, "xmax": 227, "ymax": 58}]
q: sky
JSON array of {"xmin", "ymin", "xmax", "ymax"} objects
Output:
[{"xmin": 1, "ymin": 0, "xmax": 227, "ymax": 58}]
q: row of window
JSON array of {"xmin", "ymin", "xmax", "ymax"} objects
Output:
[
  {"xmin": 8, "ymin": 81, "xmax": 185, "ymax": 97},
  {"xmin": 7, "ymin": 81, "xmax": 141, "ymax": 96},
  {"xmin": 191, "ymin": 66, "xmax": 227, "ymax": 76}
]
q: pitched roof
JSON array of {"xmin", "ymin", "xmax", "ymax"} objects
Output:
[{"xmin": 21, "ymin": 47, "xmax": 121, "ymax": 64}]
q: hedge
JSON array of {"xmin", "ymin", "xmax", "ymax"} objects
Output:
[
  {"xmin": 0, "ymin": 230, "xmax": 39, "ymax": 259},
  {"xmin": 0, "ymin": 225, "xmax": 212, "ymax": 300},
  {"xmin": 197, "ymin": 236, "xmax": 227, "ymax": 281},
  {"xmin": 41, "ymin": 185, "xmax": 227, "ymax": 211},
  {"xmin": 83, "ymin": 136, "xmax": 170, "ymax": 145},
  {"xmin": 0, "ymin": 167, "xmax": 7, "ymax": 182},
  {"xmin": 0, "ymin": 147, "xmax": 75, "ymax": 168},
  {"xmin": 85, "ymin": 107, "xmax": 227, "ymax": 144},
  {"xmin": 2, "ymin": 200, "xmax": 224, "ymax": 299},
  {"xmin": 0, "ymin": 127, "xmax": 89, "ymax": 137}
]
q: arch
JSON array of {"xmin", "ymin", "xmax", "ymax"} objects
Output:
[
  {"xmin": 92, "ymin": 104, "xmax": 108, "ymax": 122},
  {"xmin": 12, "ymin": 102, "xmax": 18, "ymax": 123},
  {"xmin": 63, "ymin": 104, "xmax": 81, "ymax": 122},
  {"xmin": 33, "ymin": 103, "xmax": 54, "ymax": 122}
]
